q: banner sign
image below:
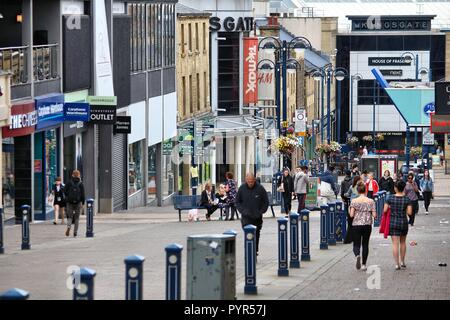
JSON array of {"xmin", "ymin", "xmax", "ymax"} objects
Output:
[
  {"xmin": 295, "ymin": 109, "xmax": 306, "ymax": 136},
  {"xmin": 163, "ymin": 139, "xmax": 173, "ymax": 155},
  {"xmin": 2, "ymin": 101, "xmax": 37, "ymax": 138},
  {"xmin": 64, "ymin": 102, "xmax": 90, "ymax": 122},
  {"xmin": 243, "ymin": 37, "xmax": 258, "ymax": 104},
  {"xmin": 35, "ymin": 94, "xmax": 65, "ymax": 130},
  {"xmin": 89, "ymin": 105, "xmax": 116, "ymax": 124},
  {"xmin": 368, "ymin": 57, "xmax": 410, "ymax": 66},
  {"xmin": 430, "ymin": 114, "xmax": 450, "ymax": 133},
  {"xmin": 114, "ymin": 116, "xmax": 131, "ymax": 134},
  {"xmin": 435, "ymin": 82, "xmax": 450, "ymax": 115},
  {"xmin": 422, "ymin": 127, "xmax": 434, "ymax": 145},
  {"xmin": 258, "ymin": 68, "xmax": 275, "ymax": 101},
  {"xmin": 305, "ymin": 177, "xmax": 318, "ymax": 209},
  {"xmin": 380, "ymin": 69, "xmax": 403, "ymax": 76}
]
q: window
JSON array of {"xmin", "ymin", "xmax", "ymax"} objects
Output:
[
  {"xmin": 218, "ymin": 32, "xmax": 240, "ymax": 115},
  {"xmin": 197, "ymin": 73, "xmax": 200, "ymax": 111},
  {"xmin": 357, "ymin": 80, "xmax": 392, "ymax": 105},
  {"xmin": 181, "ymin": 23, "xmax": 185, "ymax": 55},
  {"xmin": 129, "ymin": 141, "xmax": 143, "ymax": 195},
  {"xmin": 204, "ymin": 71, "xmax": 207, "ymax": 109},
  {"xmin": 182, "ymin": 76, "xmax": 186, "ymax": 116},
  {"xmin": 188, "ymin": 23, "xmax": 192, "ymax": 52},
  {"xmin": 189, "ymin": 75, "xmax": 193, "ymax": 114},
  {"xmin": 195, "ymin": 23, "xmax": 199, "ymax": 51},
  {"xmin": 203, "ymin": 23, "xmax": 206, "ymax": 52}
]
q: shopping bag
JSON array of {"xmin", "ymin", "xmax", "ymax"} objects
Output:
[{"xmin": 187, "ymin": 209, "xmax": 199, "ymax": 222}]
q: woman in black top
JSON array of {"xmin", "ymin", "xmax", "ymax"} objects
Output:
[
  {"xmin": 51, "ymin": 177, "xmax": 66, "ymax": 225},
  {"xmin": 379, "ymin": 170, "xmax": 395, "ymax": 194},
  {"xmin": 278, "ymin": 168, "xmax": 294, "ymax": 215}
]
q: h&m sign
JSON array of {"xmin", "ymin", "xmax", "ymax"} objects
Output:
[{"xmin": 210, "ymin": 16, "xmax": 254, "ymax": 32}]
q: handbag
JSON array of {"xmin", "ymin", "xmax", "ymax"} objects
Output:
[
  {"xmin": 47, "ymin": 194, "xmax": 54, "ymax": 205},
  {"xmin": 277, "ymin": 183, "xmax": 285, "ymax": 193}
]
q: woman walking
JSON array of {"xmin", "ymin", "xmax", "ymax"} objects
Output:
[
  {"xmin": 278, "ymin": 168, "xmax": 294, "ymax": 214},
  {"xmin": 343, "ymin": 176, "xmax": 363, "ymax": 244},
  {"xmin": 224, "ymin": 172, "xmax": 238, "ymax": 220},
  {"xmin": 349, "ymin": 181, "xmax": 377, "ymax": 270},
  {"xmin": 379, "ymin": 170, "xmax": 394, "ymax": 194},
  {"xmin": 405, "ymin": 173, "xmax": 419, "ymax": 226},
  {"xmin": 420, "ymin": 169, "xmax": 434, "ymax": 215},
  {"xmin": 51, "ymin": 177, "xmax": 66, "ymax": 225},
  {"xmin": 384, "ymin": 180, "xmax": 413, "ymax": 270},
  {"xmin": 365, "ymin": 173, "xmax": 379, "ymax": 199}
]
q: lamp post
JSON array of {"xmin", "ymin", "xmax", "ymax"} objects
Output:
[
  {"xmin": 401, "ymin": 52, "xmax": 419, "ymax": 81},
  {"xmin": 350, "ymin": 74, "xmax": 362, "ymax": 135},
  {"xmin": 334, "ymin": 68, "xmax": 348, "ymax": 144}
]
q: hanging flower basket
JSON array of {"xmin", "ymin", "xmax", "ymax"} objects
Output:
[
  {"xmin": 375, "ymin": 133, "xmax": 384, "ymax": 141},
  {"xmin": 315, "ymin": 141, "xmax": 341, "ymax": 155},
  {"xmin": 362, "ymin": 135, "xmax": 373, "ymax": 142},
  {"xmin": 269, "ymin": 136, "xmax": 299, "ymax": 155},
  {"xmin": 347, "ymin": 136, "xmax": 359, "ymax": 145},
  {"xmin": 410, "ymin": 146, "xmax": 422, "ymax": 157}
]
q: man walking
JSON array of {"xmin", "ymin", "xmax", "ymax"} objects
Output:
[
  {"xmin": 236, "ymin": 173, "xmax": 269, "ymax": 256},
  {"xmin": 294, "ymin": 166, "xmax": 309, "ymax": 213},
  {"xmin": 64, "ymin": 170, "xmax": 85, "ymax": 237}
]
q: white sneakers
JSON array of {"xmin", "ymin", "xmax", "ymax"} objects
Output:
[
  {"xmin": 361, "ymin": 265, "xmax": 367, "ymax": 271},
  {"xmin": 425, "ymin": 211, "xmax": 429, "ymax": 215}
]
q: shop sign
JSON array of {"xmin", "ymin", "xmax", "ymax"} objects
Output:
[
  {"xmin": 87, "ymin": 96, "xmax": 117, "ymax": 106},
  {"xmin": 243, "ymin": 37, "xmax": 258, "ymax": 104},
  {"xmin": 295, "ymin": 109, "xmax": 306, "ymax": 136},
  {"xmin": 435, "ymin": 82, "xmax": 450, "ymax": 115},
  {"xmin": 368, "ymin": 57, "xmax": 410, "ymax": 66},
  {"xmin": 380, "ymin": 69, "xmax": 402, "ymax": 76},
  {"xmin": 89, "ymin": 105, "xmax": 116, "ymax": 124},
  {"xmin": 351, "ymin": 16, "xmax": 431, "ymax": 32},
  {"xmin": 2, "ymin": 101, "xmax": 37, "ymax": 138},
  {"xmin": 114, "ymin": 116, "xmax": 131, "ymax": 134},
  {"xmin": 209, "ymin": 16, "xmax": 254, "ymax": 32},
  {"xmin": 35, "ymin": 94, "xmax": 65, "ymax": 130},
  {"xmin": 430, "ymin": 114, "xmax": 450, "ymax": 134},
  {"xmin": 64, "ymin": 102, "xmax": 90, "ymax": 122},
  {"xmin": 305, "ymin": 177, "xmax": 318, "ymax": 208},
  {"xmin": 163, "ymin": 139, "xmax": 173, "ymax": 155},
  {"xmin": 422, "ymin": 128, "xmax": 434, "ymax": 145}
]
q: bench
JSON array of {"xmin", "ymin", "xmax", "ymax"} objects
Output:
[
  {"xmin": 173, "ymin": 195, "xmax": 226, "ymax": 222},
  {"xmin": 266, "ymin": 192, "xmax": 279, "ymax": 217}
]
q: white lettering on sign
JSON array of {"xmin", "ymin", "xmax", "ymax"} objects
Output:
[
  {"xmin": 38, "ymin": 103, "xmax": 64, "ymax": 117},
  {"xmin": 9, "ymin": 111, "xmax": 38, "ymax": 129},
  {"xmin": 90, "ymin": 113, "xmax": 114, "ymax": 121},
  {"xmin": 245, "ymin": 45, "xmax": 257, "ymax": 95}
]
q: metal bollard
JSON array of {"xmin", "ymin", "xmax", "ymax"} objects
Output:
[
  {"xmin": 289, "ymin": 212, "xmax": 300, "ymax": 268},
  {"xmin": 165, "ymin": 244, "xmax": 182, "ymax": 300},
  {"xmin": 277, "ymin": 217, "xmax": 289, "ymax": 276},
  {"xmin": 335, "ymin": 201, "xmax": 343, "ymax": 242},
  {"xmin": 243, "ymin": 224, "xmax": 257, "ymax": 295},
  {"xmin": 86, "ymin": 199, "xmax": 94, "ymax": 237},
  {"xmin": 73, "ymin": 267, "xmax": 96, "ymax": 300},
  {"xmin": 0, "ymin": 288, "xmax": 29, "ymax": 300},
  {"xmin": 300, "ymin": 209, "xmax": 311, "ymax": 261},
  {"xmin": 0, "ymin": 208, "xmax": 4, "ymax": 254},
  {"xmin": 328, "ymin": 202, "xmax": 337, "ymax": 246},
  {"xmin": 373, "ymin": 193, "xmax": 380, "ymax": 227},
  {"xmin": 320, "ymin": 204, "xmax": 329, "ymax": 250},
  {"xmin": 21, "ymin": 205, "xmax": 31, "ymax": 250},
  {"xmin": 125, "ymin": 255, "xmax": 145, "ymax": 300},
  {"xmin": 341, "ymin": 202, "xmax": 348, "ymax": 242}
]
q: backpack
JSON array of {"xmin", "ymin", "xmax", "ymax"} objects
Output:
[{"xmin": 67, "ymin": 181, "xmax": 82, "ymax": 204}]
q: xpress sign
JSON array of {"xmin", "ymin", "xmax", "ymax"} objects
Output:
[{"xmin": 243, "ymin": 37, "xmax": 258, "ymax": 104}]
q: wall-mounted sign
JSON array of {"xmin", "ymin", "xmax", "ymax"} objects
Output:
[
  {"xmin": 162, "ymin": 139, "xmax": 173, "ymax": 155},
  {"xmin": 423, "ymin": 102, "xmax": 435, "ymax": 118},
  {"xmin": 87, "ymin": 95, "xmax": 117, "ymax": 106},
  {"xmin": 422, "ymin": 128, "xmax": 434, "ymax": 145},
  {"xmin": 368, "ymin": 57, "xmax": 410, "ymax": 66},
  {"xmin": 89, "ymin": 105, "xmax": 116, "ymax": 124},
  {"xmin": 35, "ymin": 93, "xmax": 65, "ymax": 130},
  {"xmin": 349, "ymin": 16, "xmax": 432, "ymax": 32},
  {"xmin": 380, "ymin": 69, "xmax": 403, "ymax": 76},
  {"xmin": 258, "ymin": 68, "xmax": 275, "ymax": 101},
  {"xmin": 64, "ymin": 102, "xmax": 90, "ymax": 122},
  {"xmin": 435, "ymin": 82, "xmax": 450, "ymax": 115},
  {"xmin": 243, "ymin": 37, "xmax": 258, "ymax": 104},
  {"xmin": 430, "ymin": 114, "xmax": 450, "ymax": 134},
  {"xmin": 295, "ymin": 109, "xmax": 306, "ymax": 136},
  {"xmin": 2, "ymin": 101, "xmax": 36, "ymax": 138},
  {"xmin": 114, "ymin": 116, "xmax": 131, "ymax": 134},
  {"xmin": 209, "ymin": 16, "xmax": 254, "ymax": 32}
]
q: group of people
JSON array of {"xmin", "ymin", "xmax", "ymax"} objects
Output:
[
  {"xmin": 200, "ymin": 172, "xmax": 238, "ymax": 221},
  {"xmin": 48, "ymin": 170, "xmax": 86, "ymax": 237}
]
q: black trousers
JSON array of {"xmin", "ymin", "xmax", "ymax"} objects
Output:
[
  {"xmin": 352, "ymin": 225, "xmax": 372, "ymax": 265},
  {"xmin": 423, "ymin": 191, "xmax": 432, "ymax": 211},
  {"xmin": 409, "ymin": 200, "xmax": 419, "ymax": 226},
  {"xmin": 206, "ymin": 204, "xmax": 218, "ymax": 217},
  {"xmin": 242, "ymin": 218, "xmax": 263, "ymax": 253},
  {"xmin": 283, "ymin": 194, "xmax": 292, "ymax": 214},
  {"xmin": 297, "ymin": 193, "xmax": 306, "ymax": 213},
  {"xmin": 367, "ymin": 191, "xmax": 374, "ymax": 199}
]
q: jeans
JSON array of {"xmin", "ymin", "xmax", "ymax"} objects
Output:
[
  {"xmin": 66, "ymin": 202, "xmax": 82, "ymax": 234},
  {"xmin": 409, "ymin": 200, "xmax": 419, "ymax": 226},
  {"xmin": 423, "ymin": 191, "xmax": 432, "ymax": 212},
  {"xmin": 296, "ymin": 193, "xmax": 306, "ymax": 213},
  {"xmin": 352, "ymin": 225, "xmax": 372, "ymax": 265}
]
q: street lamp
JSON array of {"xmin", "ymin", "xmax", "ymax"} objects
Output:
[
  {"xmin": 418, "ymin": 67, "xmax": 430, "ymax": 82},
  {"xmin": 401, "ymin": 51, "xmax": 419, "ymax": 81},
  {"xmin": 333, "ymin": 68, "xmax": 348, "ymax": 144},
  {"xmin": 350, "ymin": 73, "xmax": 362, "ymax": 135},
  {"xmin": 312, "ymin": 69, "xmax": 326, "ymax": 143}
]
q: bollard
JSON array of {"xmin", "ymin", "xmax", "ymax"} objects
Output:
[
  {"xmin": 300, "ymin": 209, "xmax": 311, "ymax": 261},
  {"xmin": 165, "ymin": 244, "xmax": 183, "ymax": 300},
  {"xmin": 328, "ymin": 202, "xmax": 337, "ymax": 246},
  {"xmin": 125, "ymin": 255, "xmax": 145, "ymax": 300},
  {"xmin": 86, "ymin": 199, "xmax": 94, "ymax": 238},
  {"xmin": 335, "ymin": 201, "xmax": 343, "ymax": 242},
  {"xmin": 289, "ymin": 212, "xmax": 300, "ymax": 268},
  {"xmin": 0, "ymin": 208, "xmax": 4, "ymax": 254},
  {"xmin": 20, "ymin": 205, "xmax": 31, "ymax": 250},
  {"xmin": 341, "ymin": 202, "xmax": 348, "ymax": 242},
  {"xmin": 243, "ymin": 225, "xmax": 257, "ymax": 295},
  {"xmin": 277, "ymin": 217, "xmax": 289, "ymax": 276},
  {"xmin": 373, "ymin": 193, "xmax": 380, "ymax": 227},
  {"xmin": 0, "ymin": 288, "xmax": 29, "ymax": 300},
  {"xmin": 223, "ymin": 229, "xmax": 238, "ymax": 237},
  {"xmin": 73, "ymin": 267, "xmax": 96, "ymax": 300},
  {"xmin": 320, "ymin": 204, "xmax": 329, "ymax": 250}
]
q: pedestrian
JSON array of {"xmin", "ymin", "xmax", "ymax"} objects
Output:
[
  {"xmin": 363, "ymin": 146, "xmax": 368, "ymax": 156},
  {"xmin": 236, "ymin": 173, "xmax": 269, "ymax": 256},
  {"xmin": 64, "ymin": 170, "xmax": 85, "ymax": 237},
  {"xmin": 224, "ymin": 172, "xmax": 238, "ymax": 220},
  {"xmin": 420, "ymin": 169, "xmax": 434, "ymax": 215},
  {"xmin": 379, "ymin": 170, "xmax": 394, "ymax": 194},
  {"xmin": 361, "ymin": 170, "xmax": 369, "ymax": 183},
  {"xmin": 351, "ymin": 164, "xmax": 361, "ymax": 177},
  {"xmin": 344, "ymin": 175, "xmax": 362, "ymax": 244},
  {"xmin": 436, "ymin": 146, "xmax": 444, "ymax": 166},
  {"xmin": 396, "ymin": 171, "xmax": 403, "ymax": 182},
  {"xmin": 384, "ymin": 180, "xmax": 413, "ymax": 270},
  {"xmin": 349, "ymin": 181, "xmax": 377, "ymax": 271},
  {"xmin": 278, "ymin": 168, "xmax": 294, "ymax": 214},
  {"xmin": 215, "ymin": 184, "xmax": 228, "ymax": 219},
  {"xmin": 318, "ymin": 166, "xmax": 338, "ymax": 205},
  {"xmin": 365, "ymin": 172, "xmax": 379, "ymax": 199},
  {"xmin": 51, "ymin": 177, "xmax": 66, "ymax": 225},
  {"xmin": 294, "ymin": 165, "xmax": 309, "ymax": 213},
  {"xmin": 404, "ymin": 173, "xmax": 419, "ymax": 226},
  {"xmin": 200, "ymin": 182, "xmax": 218, "ymax": 221}
]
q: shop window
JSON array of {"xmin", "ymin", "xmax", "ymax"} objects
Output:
[{"xmin": 129, "ymin": 141, "xmax": 143, "ymax": 195}]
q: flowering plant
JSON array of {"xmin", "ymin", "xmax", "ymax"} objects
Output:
[
  {"xmin": 410, "ymin": 146, "xmax": 422, "ymax": 157},
  {"xmin": 315, "ymin": 141, "xmax": 341, "ymax": 154},
  {"xmin": 375, "ymin": 133, "xmax": 384, "ymax": 141},
  {"xmin": 269, "ymin": 136, "xmax": 299, "ymax": 155},
  {"xmin": 362, "ymin": 135, "xmax": 373, "ymax": 142},
  {"xmin": 347, "ymin": 136, "xmax": 359, "ymax": 145}
]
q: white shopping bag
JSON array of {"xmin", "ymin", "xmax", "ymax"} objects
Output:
[{"xmin": 188, "ymin": 209, "xmax": 199, "ymax": 222}]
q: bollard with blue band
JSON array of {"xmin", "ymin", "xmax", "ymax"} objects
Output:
[
  {"xmin": 335, "ymin": 201, "xmax": 343, "ymax": 242},
  {"xmin": 320, "ymin": 204, "xmax": 329, "ymax": 250},
  {"xmin": 86, "ymin": 199, "xmax": 94, "ymax": 237},
  {"xmin": 277, "ymin": 217, "xmax": 289, "ymax": 276},
  {"xmin": 289, "ymin": 212, "xmax": 300, "ymax": 268},
  {"xmin": 373, "ymin": 193, "xmax": 380, "ymax": 227},
  {"xmin": 0, "ymin": 288, "xmax": 30, "ymax": 300},
  {"xmin": 73, "ymin": 267, "xmax": 96, "ymax": 300},
  {"xmin": 20, "ymin": 205, "xmax": 31, "ymax": 250},
  {"xmin": 300, "ymin": 209, "xmax": 311, "ymax": 261},
  {"xmin": 243, "ymin": 224, "xmax": 257, "ymax": 294},
  {"xmin": 125, "ymin": 255, "xmax": 145, "ymax": 300},
  {"xmin": 328, "ymin": 202, "xmax": 337, "ymax": 246},
  {"xmin": 0, "ymin": 208, "xmax": 4, "ymax": 254},
  {"xmin": 165, "ymin": 244, "xmax": 183, "ymax": 300}
]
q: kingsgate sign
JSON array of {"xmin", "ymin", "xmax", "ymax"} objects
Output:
[{"xmin": 243, "ymin": 37, "xmax": 258, "ymax": 104}]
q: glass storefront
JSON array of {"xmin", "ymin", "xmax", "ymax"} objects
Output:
[
  {"xmin": 129, "ymin": 140, "xmax": 144, "ymax": 195},
  {"xmin": 2, "ymin": 138, "xmax": 15, "ymax": 218}
]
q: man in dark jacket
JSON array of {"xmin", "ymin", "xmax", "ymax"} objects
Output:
[
  {"xmin": 340, "ymin": 170, "xmax": 353, "ymax": 204},
  {"xmin": 64, "ymin": 170, "xmax": 85, "ymax": 237},
  {"xmin": 236, "ymin": 173, "xmax": 269, "ymax": 255}
]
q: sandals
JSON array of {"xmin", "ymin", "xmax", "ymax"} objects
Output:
[{"xmin": 395, "ymin": 265, "xmax": 401, "ymax": 270}]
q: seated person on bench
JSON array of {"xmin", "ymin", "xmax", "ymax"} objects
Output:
[{"xmin": 200, "ymin": 182, "xmax": 218, "ymax": 221}]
